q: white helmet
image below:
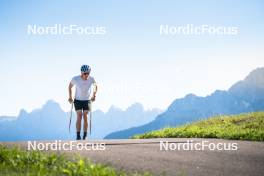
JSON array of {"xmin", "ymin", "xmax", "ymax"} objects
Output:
[{"xmin": 80, "ymin": 65, "xmax": 91, "ymax": 73}]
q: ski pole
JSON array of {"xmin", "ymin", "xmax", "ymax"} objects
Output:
[
  {"xmin": 89, "ymin": 101, "xmax": 92, "ymax": 135},
  {"xmin": 69, "ymin": 101, "xmax": 73, "ymax": 133}
]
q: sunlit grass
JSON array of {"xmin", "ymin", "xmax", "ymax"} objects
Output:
[
  {"xmin": 133, "ymin": 112, "xmax": 264, "ymax": 141},
  {"xmin": 0, "ymin": 145, "xmax": 151, "ymax": 176}
]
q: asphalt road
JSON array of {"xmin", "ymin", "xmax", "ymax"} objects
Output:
[{"xmin": 1, "ymin": 138, "xmax": 264, "ymax": 176}]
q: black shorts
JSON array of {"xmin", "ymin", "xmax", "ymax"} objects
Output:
[{"xmin": 74, "ymin": 99, "xmax": 92, "ymax": 112}]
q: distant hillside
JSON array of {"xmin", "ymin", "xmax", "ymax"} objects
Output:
[
  {"xmin": 0, "ymin": 115, "xmax": 16, "ymax": 122},
  {"xmin": 133, "ymin": 111, "xmax": 264, "ymax": 141},
  {"xmin": 0, "ymin": 101, "xmax": 160, "ymax": 141},
  {"xmin": 105, "ymin": 67, "xmax": 264, "ymax": 139}
]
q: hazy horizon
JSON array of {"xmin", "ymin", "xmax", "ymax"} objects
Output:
[{"xmin": 1, "ymin": 66, "xmax": 263, "ymax": 117}]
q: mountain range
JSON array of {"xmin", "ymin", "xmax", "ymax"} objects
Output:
[
  {"xmin": 0, "ymin": 101, "xmax": 161, "ymax": 141},
  {"xmin": 104, "ymin": 67, "xmax": 264, "ymax": 139}
]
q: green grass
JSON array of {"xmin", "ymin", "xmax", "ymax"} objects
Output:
[
  {"xmin": 0, "ymin": 145, "xmax": 151, "ymax": 176},
  {"xmin": 133, "ymin": 111, "xmax": 264, "ymax": 141}
]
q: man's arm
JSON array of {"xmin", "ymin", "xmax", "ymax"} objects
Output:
[
  {"xmin": 68, "ymin": 82, "xmax": 74, "ymax": 103},
  {"xmin": 91, "ymin": 83, "xmax": 98, "ymax": 102}
]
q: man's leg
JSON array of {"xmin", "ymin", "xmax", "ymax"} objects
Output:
[
  {"xmin": 76, "ymin": 110, "xmax": 82, "ymax": 140},
  {"xmin": 82, "ymin": 111, "xmax": 88, "ymax": 140}
]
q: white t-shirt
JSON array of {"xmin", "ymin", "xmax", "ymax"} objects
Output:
[{"xmin": 71, "ymin": 75, "xmax": 96, "ymax": 100}]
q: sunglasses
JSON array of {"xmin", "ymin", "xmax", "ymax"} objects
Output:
[{"xmin": 83, "ymin": 72, "xmax": 89, "ymax": 75}]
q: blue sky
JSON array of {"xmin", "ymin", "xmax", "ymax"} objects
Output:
[{"xmin": 0, "ymin": 0, "xmax": 264, "ymax": 116}]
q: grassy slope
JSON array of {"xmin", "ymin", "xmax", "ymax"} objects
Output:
[
  {"xmin": 0, "ymin": 145, "xmax": 150, "ymax": 176},
  {"xmin": 133, "ymin": 112, "xmax": 264, "ymax": 141}
]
